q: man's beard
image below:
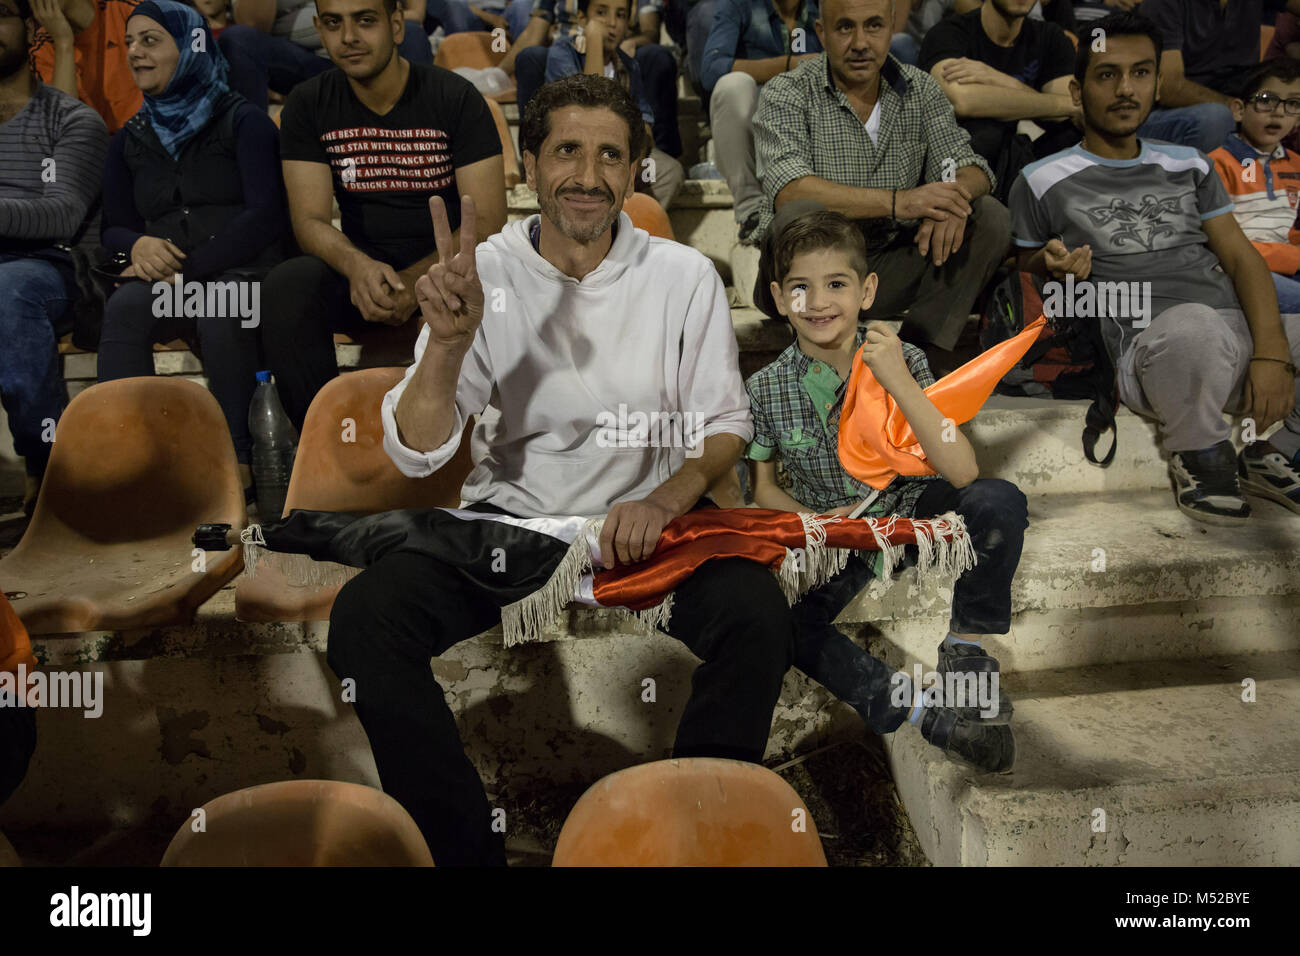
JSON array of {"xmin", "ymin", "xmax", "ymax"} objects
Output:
[
  {"xmin": 1082, "ymin": 93, "xmax": 1150, "ymax": 139},
  {"xmin": 0, "ymin": 43, "xmax": 29, "ymax": 82},
  {"xmin": 537, "ymin": 184, "xmax": 620, "ymax": 243},
  {"xmin": 989, "ymin": 0, "xmax": 1034, "ymax": 21}
]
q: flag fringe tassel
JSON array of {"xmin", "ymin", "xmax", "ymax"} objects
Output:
[{"xmin": 500, "ymin": 519, "xmax": 602, "ymax": 647}]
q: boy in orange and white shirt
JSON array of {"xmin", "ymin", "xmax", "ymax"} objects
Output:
[{"xmin": 1210, "ymin": 58, "xmax": 1300, "ymax": 314}]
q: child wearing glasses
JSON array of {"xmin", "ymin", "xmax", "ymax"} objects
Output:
[{"xmin": 1210, "ymin": 59, "xmax": 1300, "ymax": 314}]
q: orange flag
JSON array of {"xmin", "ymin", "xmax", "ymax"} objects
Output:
[{"xmin": 838, "ymin": 316, "xmax": 1048, "ymax": 489}]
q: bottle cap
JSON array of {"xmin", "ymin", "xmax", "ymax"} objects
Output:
[{"xmin": 256, "ymin": 370, "xmax": 272, "ymax": 383}]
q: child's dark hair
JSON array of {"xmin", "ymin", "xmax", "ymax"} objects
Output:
[
  {"xmin": 771, "ymin": 210, "xmax": 871, "ymax": 290},
  {"xmin": 1238, "ymin": 57, "xmax": 1300, "ymax": 103},
  {"xmin": 1073, "ymin": 11, "xmax": 1163, "ymax": 85},
  {"xmin": 577, "ymin": 0, "xmax": 633, "ymax": 16}
]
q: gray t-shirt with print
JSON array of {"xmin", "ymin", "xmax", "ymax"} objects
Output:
[{"xmin": 1009, "ymin": 139, "xmax": 1239, "ymax": 361}]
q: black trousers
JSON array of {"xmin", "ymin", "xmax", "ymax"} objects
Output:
[
  {"xmin": 326, "ymin": 548, "xmax": 796, "ymax": 865},
  {"xmin": 97, "ymin": 277, "xmax": 263, "ymax": 464},
  {"xmin": 259, "ymin": 255, "xmax": 416, "ymax": 431},
  {"xmin": 0, "ymin": 706, "xmax": 36, "ymax": 806}
]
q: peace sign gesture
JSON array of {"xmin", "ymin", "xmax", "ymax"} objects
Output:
[{"xmin": 416, "ymin": 195, "xmax": 485, "ymax": 350}]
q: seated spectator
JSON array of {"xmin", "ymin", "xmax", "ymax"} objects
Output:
[
  {"xmin": 260, "ymin": 0, "xmax": 505, "ymax": 429},
  {"xmin": 544, "ymin": 0, "xmax": 683, "ymax": 208},
  {"xmin": 1010, "ymin": 12, "xmax": 1300, "ymax": 522},
  {"xmin": 425, "ymin": 0, "xmax": 531, "ymax": 36},
  {"xmin": 753, "ymin": 0, "xmax": 1010, "ymax": 349},
  {"xmin": 219, "ymin": 0, "xmax": 434, "ymax": 111},
  {"xmin": 498, "ymin": 0, "xmax": 578, "ymax": 106},
  {"xmin": 29, "ymin": 0, "xmax": 144, "ymax": 132},
  {"xmin": 0, "ymin": 0, "xmax": 107, "ymax": 516},
  {"xmin": 1131, "ymin": 0, "xmax": 1265, "ymax": 153},
  {"xmin": 195, "ymin": 0, "xmax": 236, "ymax": 34},
  {"xmin": 920, "ymin": 0, "xmax": 1079, "ymax": 203},
  {"xmin": 1211, "ymin": 60, "xmax": 1300, "ymax": 313},
  {"xmin": 96, "ymin": 0, "xmax": 289, "ymax": 501},
  {"xmin": 702, "ymin": 0, "xmax": 824, "ymax": 243},
  {"xmin": 747, "ymin": 210, "xmax": 1023, "ymax": 771},
  {"xmin": 508, "ymin": 0, "xmax": 677, "ymax": 145}
]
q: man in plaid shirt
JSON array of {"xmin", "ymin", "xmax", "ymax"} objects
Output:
[{"xmin": 752, "ymin": 0, "xmax": 1010, "ymax": 349}]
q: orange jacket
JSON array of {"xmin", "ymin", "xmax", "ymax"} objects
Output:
[
  {"xmin": 0, "ymin": 590, "xmax": 36, "ymax": 677},
  {"xmin": 28, "ymin": 0, "xmax": 143, "ymax": 134},
  {"xmin": 1210, "ymin": 133, "xmax": 1300, "ymax": 276}
]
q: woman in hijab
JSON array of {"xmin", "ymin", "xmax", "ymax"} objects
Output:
[{"xmin": 97, "ymin": 0, "xmax": 289, "ymax": 500}]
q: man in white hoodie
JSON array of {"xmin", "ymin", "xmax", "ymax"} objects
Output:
[{"xmin": 326, "ymin": 74, "xmax": 797, "ymax": 866}]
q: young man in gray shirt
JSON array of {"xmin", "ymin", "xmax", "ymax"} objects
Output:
[{"xmin": 1010, "ymin": 12, "xmax": 1300, "ymax": 523}]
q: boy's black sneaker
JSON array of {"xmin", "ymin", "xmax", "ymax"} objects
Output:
[
  {"xmin": 1239, "ymin": 442, "xmax": 1300, "ymax": 515},
  {"xmin": 936, "ymin": 640, "xmax": 1013, "ymax": 724},
  {"xmin": 1169, "ymin": 440, "xmax": 1251, "ymax": 525},
  {"xmin": 920, "ymin": 706, "xmax": 1015, "ymax": 773}
]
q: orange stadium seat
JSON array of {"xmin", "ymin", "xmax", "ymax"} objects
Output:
[
  {"xmin": 551, "ymin": 758, "xmax": 829, "ymax": 866},
  {"xmin": 1263, "ymin": 24, "xmax": 1275, "ymax": 59},
  {"xmin": 486, "ymin": 96, "xmax": 521, "ymax": 188},
  {"xmin": 434, "ymin": 31, "xmax": 516, "ymax": 102},
  {"xmin": 623, "ymin": 192, "xmax": 674, "ymax": 240},
  {"xmin": 0, "ymin": 378, "xmax": 245, "ymax": 634},
  {"xmin": 434, "ymin": 30, "xmax": 505, "ymax": 70},
  {"xmin": 160, "ymin": 780, "xmax": 434, "ymax": 866},
  {"xmin": 234, "ymin": 367, "xmax": 474, "ymax": 622}
]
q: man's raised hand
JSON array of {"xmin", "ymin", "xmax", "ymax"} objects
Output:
[{"xmin": 416, "ymin": 195, "xmax": 485, "ymax": 350}]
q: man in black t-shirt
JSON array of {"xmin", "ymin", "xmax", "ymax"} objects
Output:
[
  {"xmin": 920, "ymin": 0, "xmax": 1078, "ymax": 202},
  {"xmin": 261, "ymin": 0, "xmax": 506, "ymax": 429}
]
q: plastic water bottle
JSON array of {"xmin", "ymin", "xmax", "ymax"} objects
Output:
[{"xmin": 248, "ymin": 371, "xmax": 298, "ymax": 519}]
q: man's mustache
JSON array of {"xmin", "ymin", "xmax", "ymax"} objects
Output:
[{"xmin": 558, "ymin": 187, "xmax": 613, "ymax": 202}]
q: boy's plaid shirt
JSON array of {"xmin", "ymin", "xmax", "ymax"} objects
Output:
[{"xmin": 745, "ymin": 329, "xmax": 941, "ymax": 567}]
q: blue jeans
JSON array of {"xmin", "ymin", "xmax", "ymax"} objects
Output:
[
  {"xmin": 0, "ymin": 253, "xmax": 75, "ymax": 478},
  {"xmin": 219, "ymin": 26, "xmax": 431, "ymax": 111},
  {"xmin": 636, "ymin": 43, "xmax": 682, "ymax": 157},
  {"xmin": 1274, "ymin": 272, "xmax": 1300, "ymax": 313},
  {"xmin": 1139, "ymin": 103, "xmax": 1235, "ymax": 153},
  {"xmin": 889, "ymin": 32, "xmax": 918, "ymax": 66},
  {"xmin": 686, "ymin": 0, "xmax": 719, "ymax": 99},
  {"xmin": 425, "ymin": 0, "xmax": 529, "ymax": 36},
  {"xmin": 790, "ymin": 477, "xmax": 1028, "ymax": 735},
  {"xmin": 515, "ymin": 43, "xmax": 549, "ymax": 118},
  {"xmin": 791, "ymin": 554, "xmax": 912, "ymax": 735}
]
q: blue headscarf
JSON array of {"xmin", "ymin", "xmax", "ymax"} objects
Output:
[{"xmin": 130, "ymin": 0, "xmax": 231, "ymax": 158}]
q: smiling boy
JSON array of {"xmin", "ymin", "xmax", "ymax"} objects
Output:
[{"xmin": 745, "ymin": 209, "xmax": 1029, "ymax": 772}]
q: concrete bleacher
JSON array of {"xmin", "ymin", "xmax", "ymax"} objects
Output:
[{"xmin": 2, "ymin": 180, "xmax": 1298, "ymax": 866}]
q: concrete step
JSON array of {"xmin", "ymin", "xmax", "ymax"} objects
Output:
[
  {"xmin": 845, "ymin": 487, "xmax": 1300, "ymax": 674},
  {"xmin": 4, "ymin": 488, "xmax": 1295, "ymax": 836},
  {"xmin": 886, "ymin": 650, "xmax": 1300, "ymax": 865}
]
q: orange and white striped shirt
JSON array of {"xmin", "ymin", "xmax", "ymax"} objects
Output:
[{"xmin": 1210, "ymin": 133, "xmax": 1300, "ymax": 275}]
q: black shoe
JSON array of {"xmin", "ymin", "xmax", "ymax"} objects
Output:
[
  {"xmin": 921, "ymin": 706, "xmax": 1015, "ymax": 773},
  {"xmin": 1169, "ymin": 440, "xmax": 1250, "ymax": 524},
  {"xmin": 1239, "ymin": 441, "xmax": 1300, "ymax": 515},
  {"xmin": 936, "ymin": 640, "xmax": 1013, "ymax": 724},
  {"xmin": 737, "ymin": 210, "xmax": 762, "ymax": 246}
]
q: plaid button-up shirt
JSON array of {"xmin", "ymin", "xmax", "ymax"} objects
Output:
[
  {"xmin": 753, "ymin": 54, "xmax": 994, "ymax": 241},
  {"xmin": 746, "ymin": 329, "xmax": 941, "ymax": 574}
]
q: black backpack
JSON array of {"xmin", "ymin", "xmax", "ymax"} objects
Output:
[{"xmin": 980, "ymin": 269, "xmax": 1119, "ymax": 466}]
